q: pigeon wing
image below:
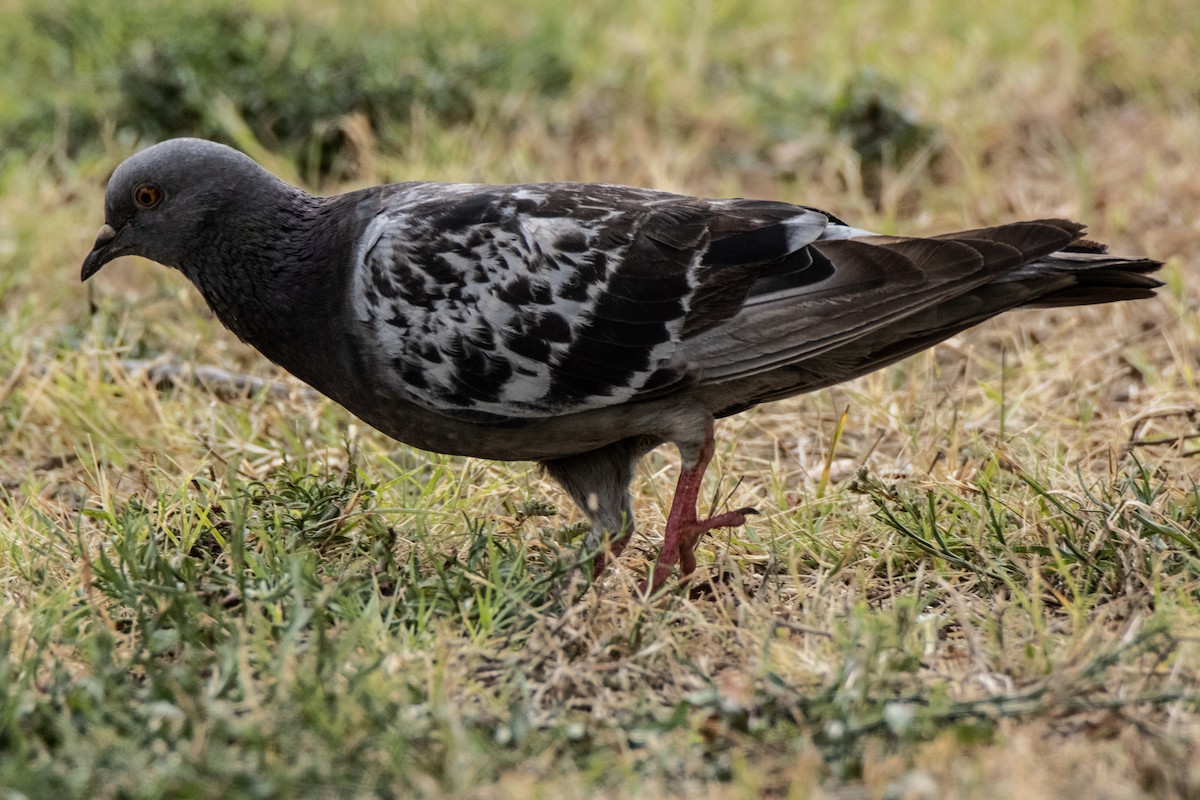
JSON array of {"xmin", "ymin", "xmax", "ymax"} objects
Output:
[{"xmin": 349, "ymin": 183, "xmax": 831, "ymax": 422}]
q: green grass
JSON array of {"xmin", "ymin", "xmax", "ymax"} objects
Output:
[{"xmin": 2, "ymin": 0, "xmax": 1200, "ymax": 797}]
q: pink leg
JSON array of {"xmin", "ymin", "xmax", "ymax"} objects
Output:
[{"xmin": 644, "ymin": 424, "xmax": 756, "ymax": 593}]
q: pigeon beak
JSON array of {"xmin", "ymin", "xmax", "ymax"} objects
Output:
[{"xmin": 80, "ymin": 224, "xmax": 121, "ymax": 281}]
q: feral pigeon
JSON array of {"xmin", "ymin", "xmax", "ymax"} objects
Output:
[{"xmin": 81, "ymin": 138, "xmax": 1163, "ymax": 591}]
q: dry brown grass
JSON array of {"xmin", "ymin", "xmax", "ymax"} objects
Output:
[{"xmin": 2, "ymin": 0, "xmax": 1199, "ymax": 796}]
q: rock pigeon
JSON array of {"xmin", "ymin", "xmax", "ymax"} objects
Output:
[{"xmin": 81, "ymin": 138, "xmax": 1163, "ymax": 592}]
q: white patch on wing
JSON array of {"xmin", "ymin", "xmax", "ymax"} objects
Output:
[
  {"xmin": 782, "ymin": 211, "xmax": 833, "ymax": 251},
  {"xmin": 521, "ymin": 215, "xmax": 579, "ymax": 242},
  {"xmin": 350, "ymin": 213, "xmax": 392, "ymax": 321},
  {"xmin": 818, "ymin": 222, "xmax": 877, "ymax": 240},
  {"xmin": 511, "ymin": 188, "xmax": 547, "ymax": 204},
  {"xmin": 500, "ymin": 366, "xmax": 553, "ymax": 403}
]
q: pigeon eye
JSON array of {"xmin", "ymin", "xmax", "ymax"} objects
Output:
[{"xmin": 133, "ymin": 183, "xmax": 163, "ymax": 209}]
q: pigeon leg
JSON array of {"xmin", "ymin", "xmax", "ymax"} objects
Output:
[
  {"xmin": 540, "ymin": 436, "xmax": 660, "ymax": 580},
  {"xmin": 647, "ymin": 423, "xmax": 756, "ymax": 592}
]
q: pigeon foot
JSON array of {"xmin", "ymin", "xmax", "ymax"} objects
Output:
[{"xmin": 642, "ymin": 424, "xmax": 757, "ymax": 594}]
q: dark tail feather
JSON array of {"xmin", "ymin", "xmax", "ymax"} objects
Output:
[
  {"xmin": 702, "ymin": 221, "xmax": 1163, "ymax": 415},
  {"xmin": 1022, "ymin": 253, "xmax": 1164, "ymax": 307}
]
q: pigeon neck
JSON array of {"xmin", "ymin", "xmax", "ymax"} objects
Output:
[{"xmin": 183, "ymin": 187, "xmax": 338, "ymax": 354}]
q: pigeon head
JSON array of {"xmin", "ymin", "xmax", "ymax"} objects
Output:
[{"xmin": 80, "ymin": 138, "xmax": 297, "ymax": 281}]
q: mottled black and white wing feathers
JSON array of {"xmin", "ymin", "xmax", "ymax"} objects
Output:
[{"xmin": 350, "ymin": 183, "xmax": 833, "ymax": 422}]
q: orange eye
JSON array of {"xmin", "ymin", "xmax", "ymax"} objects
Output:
[{"xmin": 133, "ymin": 183, "xmax": 163, "ymax": 209}]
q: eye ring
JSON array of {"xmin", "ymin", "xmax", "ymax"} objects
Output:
[{"xmin": 133, "ymin": 183, "xmax": 163, "ymax": 209}]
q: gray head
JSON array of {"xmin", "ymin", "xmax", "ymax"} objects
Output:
[{"xmin": 80, "ymin": 138, "xmax": 300, "ymax": 281}]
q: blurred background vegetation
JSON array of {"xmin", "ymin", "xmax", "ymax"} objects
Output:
[{"xmin": 1, "ymin": 0, "xmax": 1185, "ymax": 189}]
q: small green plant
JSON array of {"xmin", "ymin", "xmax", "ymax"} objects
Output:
[{"xmin": 827, "ymin": 69, "xmax": 935, "ymax": 170}]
